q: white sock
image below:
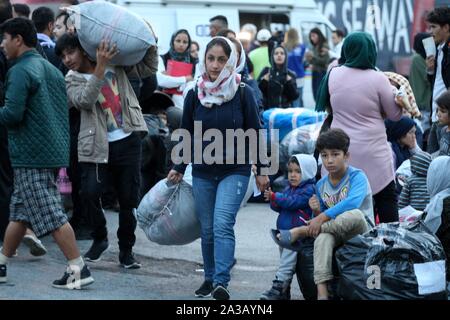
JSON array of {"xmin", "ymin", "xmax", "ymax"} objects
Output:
[
  {"xmin": 0, "ymin": 252, "xmax": 8, "ymax": 265},
  {"xmin": 68, "ymin": 256, "xmax": 85, "ymax": 270}
]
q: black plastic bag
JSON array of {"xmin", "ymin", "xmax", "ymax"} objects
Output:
[
  {"xmin": 336, "ymin": 221, "xmax": 447, "ymax": 300},
  {"xmin": 295, "ymin": 238, "xmax": 340, "ymax": 300},
  {"xmin": 295, "ymin": 238, "xmax": 317, "ymax": 300}
]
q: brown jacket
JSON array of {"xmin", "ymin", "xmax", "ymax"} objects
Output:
[{"xmin": 66, "ymin": 65, "xmax": 149, "ymax": 164}]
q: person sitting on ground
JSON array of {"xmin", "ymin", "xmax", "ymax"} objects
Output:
[
  {"xmin": 275, "ymin": 128, "xmax": 373, "ymax": 300},
  {"xmin": 423, "ymin": 156, "xmax": 450, "ymax": 281},
  {"xmin": 398, "ymin": 151, "xmax": 432, "ymax": 211},
  {"xmin": 260, "ymin": 154, "xmax": 317, "ymax": 301},
  {"xmin": 258, "ymin": 44, "xmax": 298, "ymax": 110},
  {"xmin": 385, "ymin": 116, "xmax": 422, "ymax": 171},
  {"xmin": 435, "ymin": 90, "xmax": 450, "ymax": 156}
]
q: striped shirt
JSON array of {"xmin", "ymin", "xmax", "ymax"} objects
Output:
[
  {"xmin": 398, "ymin": 151, "xmax": 432, "ymax": 211},
  {"xmin": 398, "ymin": 175, "xmax": 430, "ymax": 211}
]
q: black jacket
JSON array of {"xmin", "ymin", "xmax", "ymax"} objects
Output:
[
  {"xmin": 38, "ymin": 39, "xmax": 61, "ymax": 68},
  {"xmin": 429, "ymin": 37, "xmax": 450, "ymax": 91},
  {"xmin": 174, "ymin": 85, "xmax": 265, "ymax": 180},
  {"xmin": 258, "ymin": 67, "xmax": 299, "ymax": 110}
]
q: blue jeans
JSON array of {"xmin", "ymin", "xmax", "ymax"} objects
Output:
[
  {"xmin": 292, "ymin": 87, "xmax": 304, "ymax": 108},
  {"xmin": 192, "ymin": 174, "xmax": 250, "ymax": 287}
]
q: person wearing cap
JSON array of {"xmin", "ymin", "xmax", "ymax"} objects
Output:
[
  {"xmin": 385, "ymin": 116, "xmax": 422, "ymax": 171},
  {"xmin": 249, "ymin": 29, "xmax": 272, "ymax": 80}
]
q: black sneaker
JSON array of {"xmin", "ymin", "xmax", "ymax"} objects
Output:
[
  {"xmin": 212, "ymin": 284, "xmax": 230, "ymax": 300},
  {"xmin": 260, "ymin": 280, "xmax": 291, "ymax": 300},
  {"xmin": 195, "ymin": 280, "xmax": 213, "ymax": 298},
  {"xmin": 119, "ymin": 250, "xmax": 141, "ymax": 269},
  {"xmin": 0, "ymin": 264, "xmax": 6, "ymax": 283},
  {"xmin": 52, "ymin": 265, "xmax": 94, "ymax": 290},
  {"xmin": 84, "ymin": 239, "xmax": 109, "ymax": 262}
]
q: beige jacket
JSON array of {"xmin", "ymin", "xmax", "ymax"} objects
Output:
[{"xmin": 66, "ymin": 57, "xmax": 155, "ymax": 163}]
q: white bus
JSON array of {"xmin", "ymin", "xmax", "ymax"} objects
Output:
[{"xmin": 111, "ymin": 0, "xmax": 335, "ymax": 56}]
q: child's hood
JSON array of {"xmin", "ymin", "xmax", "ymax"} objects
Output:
[
  {"xmin": 410, "ymin": 151, "xmax": 432, "ymax": 177},
  {"xmin": 293, "ymin": 154, "xmax": 318, "ymax": 183}
]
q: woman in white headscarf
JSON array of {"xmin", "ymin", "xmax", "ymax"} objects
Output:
[
  {"xmin": 167, "ymin": 37, "xmax": 269, "ymax": 300},
  {"xmin": 424, "ymin": 156, "xmax": 450, "ymax": 281}
]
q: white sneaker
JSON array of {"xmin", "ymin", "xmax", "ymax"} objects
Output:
[{"xmin": 22, "ymin": 234, "xmax": 47, "ymax": 256}]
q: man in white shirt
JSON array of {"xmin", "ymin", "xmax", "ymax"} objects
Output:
[
  {"xmin": 425, "ymin": 7, "xmax": 450, "ymax": 153},
  {"xmin": 329, "ymin": 29, "xmax": 345, "ymax": 61}
]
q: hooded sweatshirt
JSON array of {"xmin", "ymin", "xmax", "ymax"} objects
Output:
[
  {"xmin": 398, "ymin": 151, "xmax": 432, "ymax": 211},
  {"xmin": 258, "ymin": 45, "xmax": 299, "ymax": 109},
  {"xmin": 270, "ymin": 154, "xmax": 317, "ymax": 230}
]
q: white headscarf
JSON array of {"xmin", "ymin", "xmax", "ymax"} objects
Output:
[
  {"xmin": 292, "ymin": 154, "xmax": 317, "ymax": 183},
  {"xmin": 196, "ymin": 36, "xmax": 242, "ymax": 108},
  {"xmin": 424, "ymin": 156, "xmax": 450, "ymax": 233}
]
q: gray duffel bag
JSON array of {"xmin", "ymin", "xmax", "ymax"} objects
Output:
[
  {"xmin": 136, "ymin": 179, "xmax": 200, "ymax": 245},
  {"xmin": 66, "ymin": 1, "xmax": 156, "ymax": 66}
]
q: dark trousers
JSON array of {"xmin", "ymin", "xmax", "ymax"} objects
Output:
[
  {"xmin": 312, "ymin": 71, "xmax": 326, "ymax": 103},
  {"xmin": 67, "ymin": 108, "xmax": 91, "ymax": 229},
  {"xmin": 79, "ymin": 132, "xmax": 142, "ymax": 251},
  {"xmin": 0, "ymin": 125, "xmax": 13, "ymax": 241},
  {"xmin": 373, "ymin": 180, "xmax": 399, "ymax": 223}
]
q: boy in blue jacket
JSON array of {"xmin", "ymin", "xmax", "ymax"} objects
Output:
[
  {"xmin": 260, "ymin": 154, "xmax": 317, "ymax": 300},
  {"xmin": 279, "ymin": 129, "xmax": 372, "ymax": 300}
]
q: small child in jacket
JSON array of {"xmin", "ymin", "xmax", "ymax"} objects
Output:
[
  {"xmin": 260, "ymin": 154, "xmax": 317, "ymax": 300},
  {"xmin": 280, "ymin": 129, "xmax": 372, "ymax": 300},
  {"xmin": 398, "ymin": 151, "xmax": 432, "ymax": 211}
]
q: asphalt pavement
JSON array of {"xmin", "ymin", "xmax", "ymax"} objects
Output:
[{"xmin": 0, "ymin": 203, "xmax": 305, "ymax": 300}]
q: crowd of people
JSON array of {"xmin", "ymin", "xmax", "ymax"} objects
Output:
[{"xmin": 0, "ymin": 0, "xmax": 449, "ymax": 301}]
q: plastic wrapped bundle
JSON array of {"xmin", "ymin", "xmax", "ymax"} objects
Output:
[
  {"xmin": 136, "ymin": 179, "xmax": 200, "ymax": 245},
  {"xmin": 336, "ymin": 221, "xmax": 447, "ymax": 300},
  {"xmin": 272, "ymin": 175, "xmax": 289, "ymax": 193},
  {"xmin": 263, "ymin": 108, "xmax": 326, "ymax": 143},
  {"xmin": 66, "ymin": 1, "xmax": 157, "ymax": 66},
  {"xmin": 279, "ymin": 122, "xmax": 323, "ymax": 172}
]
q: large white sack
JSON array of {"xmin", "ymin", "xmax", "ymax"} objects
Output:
[
  {"xmin": 67, "ymin": 1, "xmax": 156, "ymax": 66},
  {"xmin": 136, "ymin": 179, "xmax": 200, "ymax": 245}
]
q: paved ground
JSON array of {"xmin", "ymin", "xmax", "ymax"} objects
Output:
[
  {"xmin": 0, "ymin": 203, "xmax": 305, "ymax": 300},
  {"xmin": 0, "ymin": 76, "xmax": 316, "ymax": 301}
]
